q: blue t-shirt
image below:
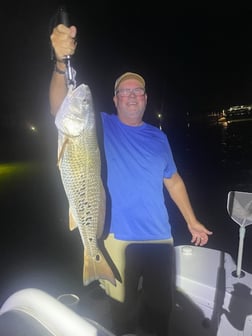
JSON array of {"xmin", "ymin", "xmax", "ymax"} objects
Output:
[{"xmin": 101, "ymin": 112, "xmax": 177, "ymax": 241}]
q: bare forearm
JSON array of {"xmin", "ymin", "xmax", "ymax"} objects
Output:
[
  {"xmin": 49, "ymin": 62, "xmax": 68, "ymax": 116},
  {"xmin": 164, "ymin": 173, "xmax": 197, "ymax": 226},
  {"xmin": 49, "ymin": 24, "xmax": 77, "ymax": 116},
  {"xmin": 164, "ymin": 173, "xmax": 213, "ymax": 245}
]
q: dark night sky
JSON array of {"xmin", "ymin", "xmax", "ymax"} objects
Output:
[{"xmin": 2, "ymin": 3, "xmax": 252, "ymax": 127}]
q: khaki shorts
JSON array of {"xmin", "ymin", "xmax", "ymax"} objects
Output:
[{"xmin": 99, "ymin": 233, "xmax": 173, "ymax": 302}]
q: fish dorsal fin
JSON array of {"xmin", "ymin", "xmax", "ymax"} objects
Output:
[{"xmin": 69, "ymin": 209, "xmax": 77, "ymax": 231}]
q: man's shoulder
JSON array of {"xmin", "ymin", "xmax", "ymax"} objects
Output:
[
  {"xmin": 144, "ymin": 122, "xmax": 166, "ymax": 135},
  {"xmin": 101, "ymin": 112, "xmax": 118, "ymax": 131},
  {"xmin": 101, "ymin": 112, "xmax": 117, "ymax": 121}
]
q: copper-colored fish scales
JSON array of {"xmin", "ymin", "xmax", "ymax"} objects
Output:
[{"xmin": 55, "ymin": 84, "xmax": 116, "ymax": 286}]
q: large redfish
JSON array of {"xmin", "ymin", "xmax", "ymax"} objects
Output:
[{"xmin": 55, "ymin": 83, "xmax": 116, "ymax": 286}]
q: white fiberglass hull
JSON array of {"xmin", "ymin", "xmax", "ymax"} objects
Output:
[
  {"xmin": 172, "ymin": 245, "xmax": 252, "ymax": 336},
  {"xmin": 0, "ymin": 245, "xmax": 251, "ymax": 335}
]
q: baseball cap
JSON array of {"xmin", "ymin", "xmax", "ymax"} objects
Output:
[{"xmin": 114, "ymin": 72, "xmax": 145, "ymax": 92}]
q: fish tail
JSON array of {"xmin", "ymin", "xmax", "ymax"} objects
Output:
[{"xmin": 83, "ymin": 250, "xmax": 116, "ymax": 287}]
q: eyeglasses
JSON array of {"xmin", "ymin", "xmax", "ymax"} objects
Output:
[{"xmin": 116, "ymin": 87, "xmax": 145, "ymax": 97}]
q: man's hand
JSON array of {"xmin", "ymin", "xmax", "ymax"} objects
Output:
[{"xmin": 50, "ymin": 24, "xmax": 77, "ymax": 62}]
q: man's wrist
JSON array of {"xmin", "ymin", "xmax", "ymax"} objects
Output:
[
  {"xmin": 54, "ymin": 60, "xmax": 66, "ymax": 75},
  {"xmin": 54, "ymin": 64, "xmax": 66, "ymax": 75}
]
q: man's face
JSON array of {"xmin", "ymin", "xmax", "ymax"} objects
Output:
[{"xmin": 113, "ymin": 78, "xmax": 147, "ymax": 126}]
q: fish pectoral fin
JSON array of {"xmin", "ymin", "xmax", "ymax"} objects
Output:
[
  {"xmin": 83, "ymin": 250, "xmax": 116, "ymax": 287},
  {"xmin": 57, "ymin": 138, "xmax": 69, "ymax": 167},
  {"xmin": 69, "ymin": 210, "xmax": 77, "ymax": 231}
]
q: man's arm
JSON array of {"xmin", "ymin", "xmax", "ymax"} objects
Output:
[
  {"xmin": 49, "ymin": 24, "xmax": 77, "ymax": 116},
  {"xmin": 164, "ymin": 172, "xmax": 213, "ymax": 246},
  {"xmin": 49, "ymin": 61, "xmax": 68, "ymax": 116}
]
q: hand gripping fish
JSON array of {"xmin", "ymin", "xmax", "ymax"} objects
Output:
[{"xmin": 55, "ymin": 83, "xmax": 116, "ymax": 286}]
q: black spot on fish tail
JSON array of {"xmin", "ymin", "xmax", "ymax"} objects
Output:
[{"xmin": 83, "ymin": 250, "xmax": 116, "ymax": 286}]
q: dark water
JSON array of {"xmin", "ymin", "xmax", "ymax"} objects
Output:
[
  {"xmin": 167, "ymin": 120, "xmax": 252, "ymax": 273},
  {"xmin": 0, "ymin": 118, "xmax": 251, "ymax": 314},
  {"xmin": 167, "ymin": 120, "xmax": 252, "ymax": 262}
]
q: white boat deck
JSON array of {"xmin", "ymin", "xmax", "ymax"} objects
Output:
[{"xmin": 1, "ymin": 244, "xmax": 252, "ymax": 335}]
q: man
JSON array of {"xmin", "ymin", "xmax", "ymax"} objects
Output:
[{"xmin": 50, "ymin": 24, "xmax": 213, "ymax": 336}]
